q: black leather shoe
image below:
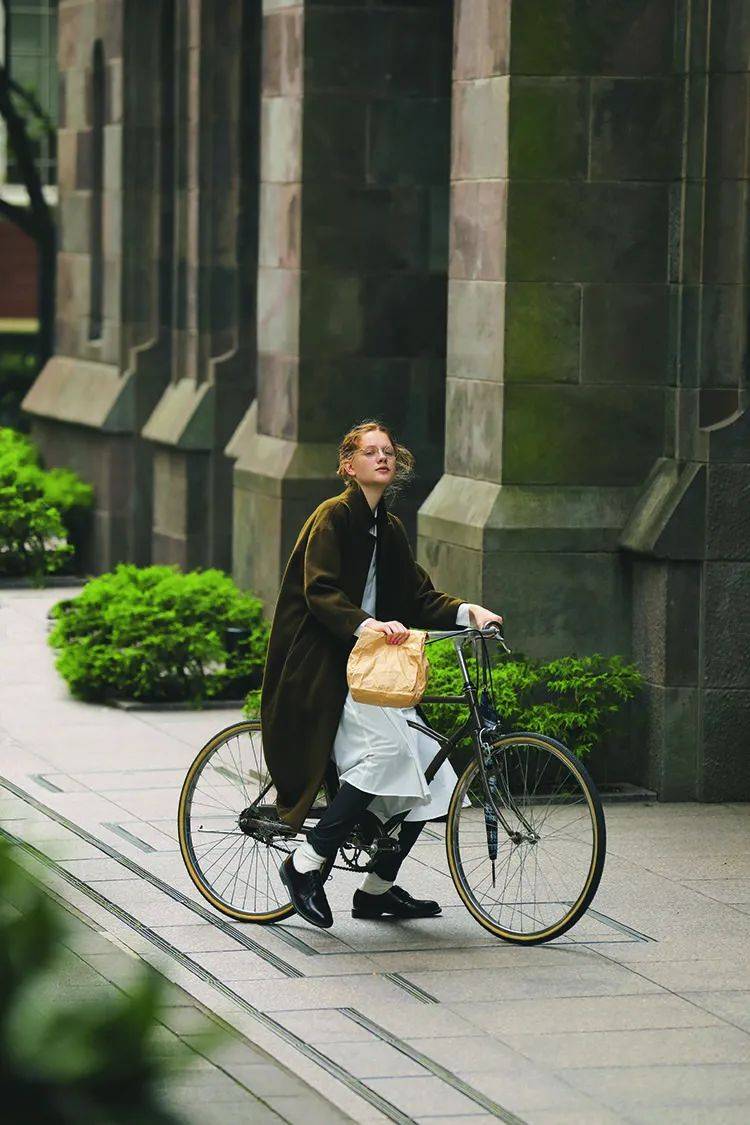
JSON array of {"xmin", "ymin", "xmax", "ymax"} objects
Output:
[
  {"xmin": 352, "ymin": 885, "xmax": 441, "ymax": 920},
  {"xmin": 280, "ymin": 855, "xmax": 333, "ymax": 929}
]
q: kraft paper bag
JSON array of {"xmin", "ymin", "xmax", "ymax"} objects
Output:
[{"xmin": 346, "ymin": 628, "xmax": 429, "ymax": 708}]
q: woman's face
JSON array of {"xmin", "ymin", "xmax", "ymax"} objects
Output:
[{"xmin": 346, "ymin": 428, "xmax": 396, "ymax": 488}]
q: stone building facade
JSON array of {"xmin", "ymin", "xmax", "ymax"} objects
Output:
[{"xmin": 23, "ymin": 0, "xmax": 750, "ymax": 802}]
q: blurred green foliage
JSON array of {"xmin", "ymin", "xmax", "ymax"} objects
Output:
[
  {"xmin": 49, "ymin": 565, "xmax": 270, "ymax": 705},
  {"xmin": 0, "ymin": 838, "xmax": 183, "ymax": 1123},
  {"xmin": 0, "ymin": 343, "xmax": 37, "ymax": 432}
]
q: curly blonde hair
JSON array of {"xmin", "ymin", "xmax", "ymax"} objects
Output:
[{"xmin": 336, "ymin": 419, "xmax": 415, "ymax": 497}]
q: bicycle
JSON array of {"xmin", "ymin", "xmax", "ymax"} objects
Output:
[{"xmin": 177, "ymin": 625, "xmax": 606, "ymax": 944}]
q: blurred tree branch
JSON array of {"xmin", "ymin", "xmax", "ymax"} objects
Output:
[{"xmin": 0, "ymin": 0, "xmax": 57, "ymax": 367}]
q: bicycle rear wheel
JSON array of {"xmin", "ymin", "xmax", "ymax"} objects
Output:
[
  {"xmin": 178, "ymin": 719, "xmax": 333, "ymax": 923},
  {"xmin": 446, "ymin": 732, "xmax": 605, "ymax": 944}
]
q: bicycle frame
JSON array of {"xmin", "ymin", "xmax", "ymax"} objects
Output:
[{"xmin": 380, "ymin": 626, "xmax": 528, "ymax": 841}]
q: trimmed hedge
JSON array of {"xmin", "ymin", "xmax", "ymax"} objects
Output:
[
  {"xmin": 0, "ymin": 427, "xmax": 93, "ymax": 578},
  {"xmin": 49, "ymin": 564, "xmax": 269, "ymax": 705}
]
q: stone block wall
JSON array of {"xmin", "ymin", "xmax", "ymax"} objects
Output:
[
  {"xmin": 230, "ymin": 0, "xmax": 454, "ymax": 607},
  {"xmin": 421, "ymin": 0, "xmax": 680, "ymax": 670},
  {"xmin": 421, "ymin": 0, "xmax": 750, "ymax": 798},
  {"xmin": 142, "ymin": 0, "xmax": 261, "ymax": 570},
  {"xmin": 24, "ymin": 0, "xmax": 152, "ymax": 562}
]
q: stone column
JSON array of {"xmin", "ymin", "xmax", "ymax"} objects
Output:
[
  {"xmin": 622, "ymin": 0, "xmax": 750, "ymax": 800},
  {"xmin": 24, "ymin": 0, "xmax": 139, "ymax": 569},
  {"xmin": 229, "ymin": 0, "xmax": 453, "ymax": 609},
  {"xmin": 142, "ymin": 0, "xmax": 260, "ymax": 569},
  {"xmin": 421, "ymin": 0, "xmax": 680, "ymax": 661}
]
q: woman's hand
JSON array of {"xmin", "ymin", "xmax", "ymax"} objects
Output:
[
  {"xmin": 466, "ymin": 605, "xmax": 504, "ymax": 631},
  {"xmin": 361, "ymin": 619, "xmax": 410, "ymax": 645}
]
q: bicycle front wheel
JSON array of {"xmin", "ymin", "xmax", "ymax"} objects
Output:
[
  {"xmin": 446, "ymin": 732, "xmax": 605, "ymax": 944},
  {"xmin": 178, "ymin": 719, "xmax": 333, "ymax": 924}
]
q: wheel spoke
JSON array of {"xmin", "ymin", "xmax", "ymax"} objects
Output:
[
  {"xmin": 449, "ymin": 736, "xmax": 603, "ymax": 942},
  {"xmin": 178, "ymin": 721, "xmax": 319, "ymax": 920}
]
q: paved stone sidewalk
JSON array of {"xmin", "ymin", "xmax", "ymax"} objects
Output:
[
  {"xmin": 1, "ymin": 586, "xmax": 750, "ymax": 1124},
  {"xmin": 1, "ymin": 854, "xmax": 351, "ymax": 1125}
]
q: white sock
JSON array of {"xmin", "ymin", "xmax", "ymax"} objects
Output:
[
  {"xmin": 360, "ymin": 873, "xmax": 394, "ymax": 896},
  {"xmin": 292, "ymin": 840, "xmax": 326, "ymax": 874}
]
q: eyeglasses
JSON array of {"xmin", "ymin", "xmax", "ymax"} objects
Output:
[{"xmin": 358, "ymin": 446, "xmax": 395, "ymax": 459}]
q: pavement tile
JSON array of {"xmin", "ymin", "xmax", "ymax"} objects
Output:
[
  {"xmin": 264, "ymin": 1093, "xmax": 353, "ymax": 1125},
  {"xmin": 414, "ymin": 1117, "xmax": 498, "ymax": 1125},
  {"xmin": 633, "ymin": 959, "xmax": 750, "ymax": 993},
  {"xmin": 681, "ymin": 990, "xmax": 750, "ymax": 1033},
  {"xmin": 680, "ymin": 879, "xmax": 750, "ymax": 904},
  {"xmin": 448, "ymin": 992, "xmax": 725, "ymax": 1035},
  {"xmin": 271, "ymin": 1008, "xmax": 376, "ymax": 1044},
  {"xmin": 398, "ymin": 962, "xmax": 661, "ymax": 1003},
  {"xmin": 59, "ymin": 857, "xmax": 140, "ymax": 881},
  {"xmin": 29, "ymin": 837, "xmax": 101, "ymax": 861},
  {"xmin": 166, "ymin": 1095, "xmax": 285, "ymax": 1125},
  {"xmin": 363, "ymin": 1075, "xmax": 483, "ymax": 1117},
  {"xmin": 407, "ymin": 1034, "xmax": 538, "ymax": 1073},
  {"xmin": 561, "ymin": 1063, "xmax": 750, "ymax": 1109},
  {"xmin": 518, "ymin": 1110, "xmax": 627, "ymax": 1125},
  {"xmin": 625, "ymin": 1107, "xmax": 750, "ymax": 1125},
  {"xmin": 224, "ymin": 974, "xmax": 419, "ymax": 1011},
  {"xmin": 454, "ymin": 1069, "xmax": 597, "ymax": 1112},
  {"xmin": 353, "ymin": 1003, "xmax": 481, "ymax": 1040},
  {"xmin": 218, "ymin": 1062, "xmax": 311, "ymax": 1097},
  {"xmin": 191, "ymin": 949, "xmax": 288, "ymax": 979},
  {"xmin": 500, "ymin": 1024, "xmax": 750, "ymax": 1069},
  {"xmin": 154, "ymin": 923, "xmax": 250, "ymax": 952},
  {"xmin": 319, "ymin": 1039, "xmax": 427, "ymax": 1078}
]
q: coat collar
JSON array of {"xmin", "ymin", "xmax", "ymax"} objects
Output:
[{"xmin": 347, "ymin": 482, "xmax": 388, "ymax": 534}]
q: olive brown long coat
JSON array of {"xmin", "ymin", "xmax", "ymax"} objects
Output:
[{"xmin": 260, "ymin": 483, "xmax": 464, "ymax": 830}]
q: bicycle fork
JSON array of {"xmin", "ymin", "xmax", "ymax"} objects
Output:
[{"xmin": 476, "ymin": 730, "xmax": 538, "ymax": 887}]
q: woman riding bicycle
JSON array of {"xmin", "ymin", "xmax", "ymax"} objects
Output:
[{"xmin": 260, "ymin": 420, "xmax": 504, "ymax": 930}]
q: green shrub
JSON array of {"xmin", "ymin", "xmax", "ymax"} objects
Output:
[
  {"xmin": 421, "ymin": 643, "xmax": 643, "ymax": 757},
  {"xmin": 0, "ymin": 427, "xmax": 93, "ymax": 579},
  {"xmin": 49, "ymin": 564, "xmax": 270, "ymax": 704},
  {"xmin": 0, "ymin": 839, "xmax": 183, "ymax": 1123}
]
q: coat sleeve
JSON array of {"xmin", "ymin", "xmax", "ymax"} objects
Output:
[
  {"xmin": 392, "ymin": 516, "xmax": 464, "ymax": 630},
  {"xmin": 304, "ymin": 507, "xmax": 370, "ymax": 640}
]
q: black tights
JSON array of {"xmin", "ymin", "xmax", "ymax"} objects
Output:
[{"xmin": 307, "ymin": 781, "xmax": 426, "ymax": 882}]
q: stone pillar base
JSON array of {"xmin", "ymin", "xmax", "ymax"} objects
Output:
[
  {"xmin": 227, "ymin": 403, "xmax": 341, "ymax": 611},
  {"xmin": 23, "ymin": 356, "xmax": 155, "ymax": 570},
  {"xmin": 419, "ymin": 474, "xmax": 638, "ymax": 659}
]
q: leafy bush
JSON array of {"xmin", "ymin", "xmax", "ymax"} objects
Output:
[
  {"xmin": 422, "ymin": 643, "xmax": 643, "ymax": 757},
  {"xmin": 0, "ymin": 427, "xmax": 93, "ymax": 578},
  {"xmin": 50, "ymin": 564, "xmax": 270, "ymax": 704},
  {"xmin": 0, "ymin": 839, "xmax": 183, "ymax": 1123}
]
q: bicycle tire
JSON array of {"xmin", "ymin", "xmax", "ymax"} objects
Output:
[
  {"xmin": 178, "ymin": 719, "xmax": 334, "ymax": 924},
  {"xmin": 445, "ymin": 732, "xmax": 606, "ymax": 945}
]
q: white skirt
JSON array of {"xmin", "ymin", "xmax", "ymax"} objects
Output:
[{"xmin": 332, "ymin": 690, "xmax": 459, "ymax": 823}]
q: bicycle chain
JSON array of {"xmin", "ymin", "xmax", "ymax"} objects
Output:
[{"xmin": 262, "ymin": 836, "xmax": 376, "ymax": 873}]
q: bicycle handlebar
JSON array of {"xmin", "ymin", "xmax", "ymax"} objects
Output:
[{"xmin": 425, "ymin": 624, "xmax": 505, "ymax": 642}]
